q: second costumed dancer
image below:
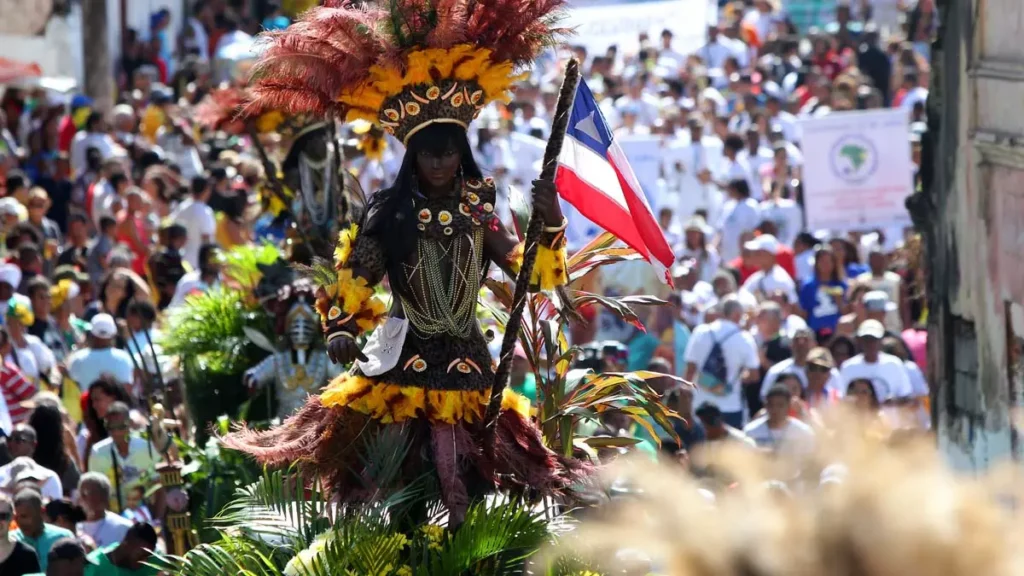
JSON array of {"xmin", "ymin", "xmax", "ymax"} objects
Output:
[{"xmin": 224, "ymin": 0, "xmax": 585, "ymax": 521}]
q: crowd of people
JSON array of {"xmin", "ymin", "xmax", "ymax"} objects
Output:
[{"xmin": 0, "ymin": 0, "xmax": 936, "ymax": 573}]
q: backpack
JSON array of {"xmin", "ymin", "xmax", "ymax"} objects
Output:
[{"xmin": 698, "ymin": 327, "xmax": 741, "ymax": 395}]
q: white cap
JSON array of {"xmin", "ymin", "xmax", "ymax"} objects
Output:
[
  {"xmin": 0, "ymin": 263, "xmax": 21, "ymax": 289},
  {"xmin": 744, "ymin": 234, "xmax": 779, "ymax": 253},
  {"xmin": 856, "ymin": 319, "xmax": 886, "ymax": 339},
  {"xmin": 89, "ymin": 313, "xmax": 118, "ymax": 340}
]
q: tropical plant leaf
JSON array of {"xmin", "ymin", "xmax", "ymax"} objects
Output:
[{"xmin": 294, "ymin": 257, "xmax": 338, "ymax": 291}]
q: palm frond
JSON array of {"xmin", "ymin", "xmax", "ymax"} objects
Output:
[
  {"xmin": 213, "ymin": 469, "xmax": 332, "ymax": 547},
  {"xmin": 419, "ymin": 498, "xmax": 551, "ymax": 575}
]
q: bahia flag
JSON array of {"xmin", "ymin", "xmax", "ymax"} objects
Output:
[{"xmin": 554, "ymin": 79, "xmax": 675, "ymax": 284}]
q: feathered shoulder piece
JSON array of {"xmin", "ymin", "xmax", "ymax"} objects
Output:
[{"xmin": 246, "ymin": 0, "xmax": 570, "ymax": 144}]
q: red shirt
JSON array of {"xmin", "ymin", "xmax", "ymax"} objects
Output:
[
  {"xmin": 1, "ymin": 361, "xmax": 38, "ymax": 425},
  {"xmin": 58, "ymin": 114, "xmax": 77, "ymax": 152}
]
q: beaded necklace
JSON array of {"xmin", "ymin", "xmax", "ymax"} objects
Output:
[{"xmin": 400, "ymin": 181, "xmax": 483, "ymax": 337}]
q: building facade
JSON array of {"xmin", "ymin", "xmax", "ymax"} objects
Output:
[{"xmin": 915, "ymin": 0, "xmax": 1024, "ymax": 470}]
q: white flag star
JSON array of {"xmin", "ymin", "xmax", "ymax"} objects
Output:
[{"xmin": 574, "ymin": 110, "xmax": 602, "ymax": 143}]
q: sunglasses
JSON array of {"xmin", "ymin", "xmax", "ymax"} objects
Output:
[
  {"xmin": 105, "ymin": 422, "xmax": 129, "ymax": 432},
  {"xmin": 0, "ymin": 511, "xmax": 11, "ymax": 521},
  {"xmin": 807, "ymin": 364, "xmax": 831, "ymax": 373},
  {"xmin": 10, "ymin": 434, "xmax": 33, "ymax": 443}
]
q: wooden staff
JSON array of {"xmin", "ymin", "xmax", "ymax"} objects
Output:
[{"xmin": 485, "ymin": 58, "xmax": 580, "ymax": 425}]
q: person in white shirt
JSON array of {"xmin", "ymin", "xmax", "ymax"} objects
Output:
[
  {"xmin": 683, "ymin": 296, "xmax": 760, "ymax": 428},
  {"xmin": 740, "ymin": 235, "xmax": 798, "ymax": 304},
  {"xmin": 759, "ymin": 188, "xmax": 804, "ymax": 248},
  {"xmin": 169, "ymin": 244, "xmax": 223, "ymax": 308},
  {"xmin": 839, "ymin": 320, "xmax": 912, "ymax": 401},
  {"xmin": 741, "ymin": 127, "xmax": 775, "ymax": 200},
  {"xmin": 88, "ymin": 170, "xmax": 124, "ymax": 231},
  {"xmin": 4, "ymin": 295, "xmax": 55, "ymax": 386},
  {"xmin": 658, "ymin": 29, "xmax": 687, "ymax": 71},
  {"xmin": 673, "ymin": 261, "xmax": 718, "ymax": 328},
  {"xmin": 65, "ymin": 314, "xmax": 135, "ymax": 392},
  {"xmin": 613, "ymin": 76, "xmax": 661, "ymax": 128},
  {"xmin": 0, "ymin": 453, "xmax": 63, "ymax": 501},
  {"xmin": 715, "ymin": 178, "xmax": 761, "ymax": 262},
  {"xmin": 899, "ymin": 72, "xmax": 929, "ymax": 112},
  {"xmin": 678, "ymin": 216, "xmax": 722, "ymax": 285},
  {"xmin": 744, "ymin": 384, "xmax": 816, "ymax": 454},
  {"xmin": 87, "ymin": 403, "xmax": 158, "ymax": 513},
  {"xmin": 172, "ymin": 175, "xmax": 217, "ymax": 270},
  {"xmin": 857, "ymin": 248, "xmax": 908, "ymax": 329},
  {"xmin": 76, "ymin": 472, "xmax": 133, "ymax": 548},
  {"xmin": 760, "ymin": 329, "xmax": 842, "ymax": 400},
  {"xmin": 666, "ymin": 117, "xmax": 722, "ymax": 221},
  {"xmin": 70, "ymin": 113, "xmax": 119, "ymax": 177},
  {"xmin": 717, "ymin": 133, "xmax": 763, "ymax": 201},
  {"xmin": 765, "ymin": 95, "xmax": 800, "ymax": 144}
]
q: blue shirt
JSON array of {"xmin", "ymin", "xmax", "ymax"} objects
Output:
[
  {"xmin": 798, "ymin": 278, "xmax": 847, "ymax": 333},
  {"xmin": 13, "ymin": 523, "xmax": 75, "ymax": 570},
  {"xmin": 626, "ymin": 331, "xmax": 661, "ymax": 372}
]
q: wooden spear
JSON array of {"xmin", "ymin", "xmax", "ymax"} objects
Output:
[{"xmin": 485, "ymin": 58, "xmax": 580, "ymax": 425}]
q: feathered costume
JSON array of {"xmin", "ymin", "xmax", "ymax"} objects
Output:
[{"xmin": 223, "ymin": 0, "xmax": 582, "ymax": 522}]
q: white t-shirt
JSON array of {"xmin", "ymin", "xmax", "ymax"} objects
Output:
[
  {"xmin": 719, "ymin": 156, "xmax": 763, "ymax": 201},
  {"xmin": 70, "ymin": 132, "xmax": 118, "ymax": 176},
  {"xmin": 794, "ymin": 249, "xmax": 815, "ymax": 285},
  {"xmin": 741, "ymin": 147, "xmax": 775, "ymax": 199},
  {"xmin": 684, "ymin": 319, "xmax": 759, "ymax": 414},
  {"xmin": 743, "ymin": 415, "xmax": 816, "ymax": 453},
  {"xmin": 716, "ymin": 198, "xmax": 761, "ymax": 261},
  {"xmin": 758, "ymin": 198, "xmax": 804, "ymax": 247},
  {"xmin": 900, "ymin": 87, "xmax": 929, "ymax": 111},
  {"xmin": 66, "ymin": 347, "xmax": 135, "ymax": 391},
  {"xmin": 77, "ymin": 510, "xmax": 133, "ymax": 548},
  {"xmin": 839, "ymin": 353, "xmax": 913, "ymax": 401},
  {"xmin": 0, "ymin": 458, "xmax": 62, "ymax": 500},
  {"xmin": 741, "ymin": 265, "xmax": 798, "ymax": 304},
  {"xmin": 88, "ymin": 436, "xmax": 158, "ymax": 512},
  {"xmin": 904, "ymin": 360, "xmax": 929, "ymax": 398},
  {"xmin": 172, "ymin": 198, "xmax": 216, "ymax": 269},
  {"xmin": 759, "ymin": 358, "xmax": 843, "ymax": 399}
]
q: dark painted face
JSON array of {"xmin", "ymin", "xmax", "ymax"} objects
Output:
[{"xmin": 415, "ymin": 142, "xmax": 461, "ymax": 190}]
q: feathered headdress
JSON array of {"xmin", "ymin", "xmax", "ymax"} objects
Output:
[
  {"xmin": 245, "ymin": 0, "xmax": 570, "ymax": 144},
  {"xmin": 195, "ymin": 86, "xmax": 289, "ymax": 136}
]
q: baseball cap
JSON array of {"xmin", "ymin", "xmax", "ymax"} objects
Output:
[
  {"xmin": 744, "ymin": 234, "xmax": 779, "ymax": 253},
  {"xmin": 807, "ymin": 347, "xmax": 835, "ymax": 369},
  {"xmin": 863, "ymin": 290, "xmax": 898, "ymax": 312},
  {"xmin": 89, "ymin": 313, "xmax": 118, "ymax": 339},
  {"xmin": 856, "ymin": 319, "xmax": 886, "ymax": 339}
]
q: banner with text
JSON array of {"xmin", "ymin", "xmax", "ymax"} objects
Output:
[
  {"xmin": 799, "ymin": 109, "xmax": 914, "ymax": 232},
  {"xmin": 565, "ymin": 0, "xmax": 712, "ymax": 57}
]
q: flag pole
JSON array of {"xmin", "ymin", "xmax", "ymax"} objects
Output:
[{"xmin": 485, "ymin": 58, "xmax": 580, "ymax": 425}]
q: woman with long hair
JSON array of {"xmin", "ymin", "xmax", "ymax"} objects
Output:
[
  {"xmin": 223, "ymin": 0, "xmax": 582, "ymax": 524},
  {"xmin": 797, "ymin": 246, "xmax": 848, "ymax": 337},
  {"xmin": 78, "ymin": 375, "xmax": 135, "ymax": 468},
  {"xmin": 27, "ymin": 403, "xmax": 80, "ymax": 497}
]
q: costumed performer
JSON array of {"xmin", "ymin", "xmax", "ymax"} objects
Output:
[{"xmin": 223, "ymin": 0, "xmax": 583, "ymax": 522}]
